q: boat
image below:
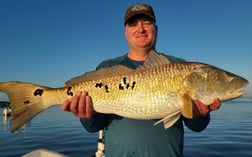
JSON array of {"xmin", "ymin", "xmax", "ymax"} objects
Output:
[
  {"xmin": 3, "ymin": 107, "xmax": 12, "ymax": 117},
  {"xmin": 21, "ymin": 130, "xmax": 105, "ymax": 157},
  {"xmin": 22, "ymin": 149, "xmax": 67, "ymax": 157}
]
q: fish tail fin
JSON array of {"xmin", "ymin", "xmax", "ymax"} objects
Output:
[
  {"xmin": 0, "ymin": 81, "xmax": 51, "ymax": 132},
  {"xmin": 180, "ymin": 93, "xmax": 193, "ymax": 119}
]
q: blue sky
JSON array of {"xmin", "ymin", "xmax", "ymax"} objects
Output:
[{"xmin": 0, "ymin": 0, "xmax": 251, "ymax": 101}]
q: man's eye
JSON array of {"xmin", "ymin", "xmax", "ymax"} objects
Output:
[
  {"xmin": 143, "ymin": 21, "xmax": 152, "ymax": 25},
  {"xmin": 128, "ymin": 22, "xmax": 137, "ymax": 27}
]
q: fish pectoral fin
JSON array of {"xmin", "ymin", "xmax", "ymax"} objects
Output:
[
  {"xmin": 180, "ymin": 93, "xmax": 193, "ymax": 119},
  {"xmin": 154, "ymin": 110, "xmax": 181, "ymax": 129},
  {"xmin": 154, "ymin": 93, "xmax": 194, "ymax": 129}
]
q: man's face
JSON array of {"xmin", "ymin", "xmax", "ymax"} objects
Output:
[{"xmin": 124, "ymin": 16, "xmax": 157, "ymax": 51}]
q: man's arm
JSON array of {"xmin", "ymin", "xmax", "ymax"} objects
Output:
[
  {"xmin": 183, "ymin": 99, "xmax": 221, "ymax": 132},
  {"xmin": 61, "ymin": 91, "xmax": 110, "ymax": 132}
]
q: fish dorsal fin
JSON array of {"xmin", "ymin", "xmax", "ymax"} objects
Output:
[
  {"xmin": 66, "ymin": 64, "xmax": 134, "ymax": 85},
  {"xmin": 66, "ymin": 51, "xmax": 170, "ymax": 85},
  {"xmin": 137, "ymin": 50, "xmax": 171, "ymax": 70}
]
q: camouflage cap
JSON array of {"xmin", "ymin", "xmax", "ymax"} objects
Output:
[{"xmin": 124, "ymin": 4, "xmax": 156, "ymax": 25}]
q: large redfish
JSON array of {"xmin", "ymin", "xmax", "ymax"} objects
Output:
[{"xmin": 0, "ymin": 51, "xmax": 249, "ymax": 132}]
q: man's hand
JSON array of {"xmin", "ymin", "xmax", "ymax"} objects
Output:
[
  {"xmin": 61, "ymin": 91, "xmax": 95, "ymax": 118},
  {"xmin": 193, "ymin": 98, "xmax": 221, "ymax": 118}
]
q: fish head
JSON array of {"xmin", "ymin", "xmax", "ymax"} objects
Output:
[{"xmin": 184, "ymin": 63, "xmax": 249, "ymax": 105}]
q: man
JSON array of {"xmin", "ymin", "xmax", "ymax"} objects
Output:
[{"xmin": 62, "ymin": 4, "xmax": 221, "ymax": 157}]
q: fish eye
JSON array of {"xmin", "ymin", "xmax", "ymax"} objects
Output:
[{"xmin": 229, "ymin": 77, "xmax": 235, "ymax": 82}]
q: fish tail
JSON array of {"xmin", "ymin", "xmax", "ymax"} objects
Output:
[{"xmin": 0, "ymin": 81, "xmax": 52, "ymax": 132}]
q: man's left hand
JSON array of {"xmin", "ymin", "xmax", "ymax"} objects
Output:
[{"xmin": 193, "ymin": 98, "xmax": 221, "ymax": 117}]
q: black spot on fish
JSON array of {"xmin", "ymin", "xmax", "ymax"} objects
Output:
[
  {"xmin": 105, "ymin": 85, "xmax": 109, "ymax": 93},
  {"xmin": 24, "ymin": 100, "xmax": 30, "ymax": 104},
  {"xmin": 126, "ymin": 83, "xmax": 130, "ymax": 89},
  {"xmin": 119, "ymin": 84, "xmax": 124, "ymax": 90},
  {"xmin": 34, "ymin": 89, "xmax": 43, "ymax": 96},
  {"xmin": 95, "ymin": 82, "xmax": 103, "ymax": 88},
  {"xmin": 123, "ymin": 77, "xmax": 127, "ymax": 84},
  {"xmin": 67, "ymin": 86, "xmax": 73, "ymax": 96},
  {"xmin": 119, "ymin": 77, "xmax": 137, "ymax": 91},
  {"xmin": 132, "ymin": 81, "xmax": 136, "ymax": 90}
]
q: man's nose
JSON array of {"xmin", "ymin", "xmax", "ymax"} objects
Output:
[{"xmin": 136, "ymin": 22, "xmax": 145, "ymax": 32}]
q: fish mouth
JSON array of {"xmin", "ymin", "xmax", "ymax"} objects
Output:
[
  {"xmin": 221, "ymin": 90, "xmax": 245, "ymax": 102},
  {"xmin": 228, "ymin": 76, "xmax": 249, "ymax": 99},
  {"xmin": 233, "ymin": 91, "xmax": 245, "ymax": 98},
  {"xmin": 228, "ymin": 86, "xmax": 248, "ymax": 100}
]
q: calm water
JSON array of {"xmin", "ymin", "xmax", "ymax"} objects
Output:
[{"xmin": 1, "ymin": 97, "xmax": 252, "ymax": 157}]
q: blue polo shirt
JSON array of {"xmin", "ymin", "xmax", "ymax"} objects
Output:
[{"xmin": 72, "ymin": 51, "xmax": 210, "ymax": 157}]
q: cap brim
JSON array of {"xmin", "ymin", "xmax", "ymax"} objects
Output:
[{"xmin": 124, "ymin": 13, "xmax": 155, "ymax": 25}]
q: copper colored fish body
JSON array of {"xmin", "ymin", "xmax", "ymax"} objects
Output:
[{"xmin": 0, "ymin": 51, "xmax": 249, "ymax": 132}]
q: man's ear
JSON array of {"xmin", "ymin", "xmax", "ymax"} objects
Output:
[
  {"xmin": 155, "ymin": 25, "xmax": 158, "ymax": 37},
  {"xmin": 124, "ymin": 27, "xmax": 127, "ymax": 39}
]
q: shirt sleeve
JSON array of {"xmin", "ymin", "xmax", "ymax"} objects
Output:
[
  {"xmin": 182, "ymin": 114, "xmax": 210, "ymax": 132},
  {"xmin": 80, "ymin": 113, "xmax": 110, "ymax": 132}
]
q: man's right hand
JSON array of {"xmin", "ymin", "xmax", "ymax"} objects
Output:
[{"xmin": 61, "ymin": 91, "xmax": 95, "ymax": 118}]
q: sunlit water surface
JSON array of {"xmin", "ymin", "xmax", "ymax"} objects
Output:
[{"xmin": 1, "ymin": 97, "xmax": 252, "ymax": 157}]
